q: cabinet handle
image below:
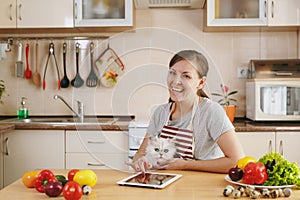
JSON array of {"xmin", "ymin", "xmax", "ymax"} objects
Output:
[
  {"xmin": 87, "ymin": 141, "xmax": 105, "ymax": 144},
  {"xmin": 5, "ymin": 137, "xmax": 9, "ymax": 156},
  {"xmin": 87, "ymin": 163, "xmax": 105, "ymax": 167},
  {"xmin": 279, "ymin": 140, "xmax": 283, "ymax": 155},
  {"xmin": 75, "ymin": 2, "xmax": 78, "ymax": 19},
  {"xmin": 9, "ymin": 4, "xmax": 13, "ymax": 21},
  {"xmin": 268, "ymin": 140, "xmax": 272, "ymax": 152},
  {"xmin": 18, "ymin": 4, "xmax": 22, "ymax": 20},
  {"xmin": 271, "ymin": 1, "xmax": 274, "ymax": 18},
  {"xmin": 264, "ymin": 0, "xmax": 267, "ymax": 18}
]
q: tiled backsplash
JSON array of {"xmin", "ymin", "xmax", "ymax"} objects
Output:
[{"xmin": 0, "ymin": 9, "xmax": 298, "ymax": 120}]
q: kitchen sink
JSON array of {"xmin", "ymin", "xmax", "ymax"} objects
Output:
[{"xmin": 0, "ymin": 116, "xmax": 119, "ymax": 125}]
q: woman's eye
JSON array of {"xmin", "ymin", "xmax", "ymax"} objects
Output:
[
  {"xmin": 168, "ymin": 70, "xmax": 176, "ymax": 75},
  {"xmin": 182, "ymin": 74, "xmax": 191, "ymax": 79},
  {"xmin": 154, "ymin": 148, "xmax": 159, "ymax": 152}
]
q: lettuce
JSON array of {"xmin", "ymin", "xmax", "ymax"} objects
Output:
[{"xmin": 258, "ymin": 151, "xmax": 300, "ymax": 186}]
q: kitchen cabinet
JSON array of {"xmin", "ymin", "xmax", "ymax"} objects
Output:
[
  {"xmin": 74, "ymin": 0, "xmax": 133, "ymax": 27},
  {"xmin": 207, "ymin": 0, "xmax": 300, "ymax": 27},
  {"xmin": 2, "ymin": 130, "xmax": 64, "ymax": 187},
  {"xmin": 65, "ymin": 130, "xmax": 129, "ymax": 170},
  {"xmin": 0, "ymin": 0, "xmax": 73, "ymax": 28},
  {"xmin": 276, "ymin": 132, "xmax": 300, "ymax": 165},
  {"xmin": 236, "ymin": 131, "xmax": 276, "ymax": 159},
  {"xmin": 0, "ymin": 133, "xmax": 3, "ymax": 189}
]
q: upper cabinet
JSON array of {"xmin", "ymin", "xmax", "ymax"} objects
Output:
[
  {"xmin": 0, "ymin": 0, "xmax": 73, "ymax": 28},
  {"xmin": 74, "ymin": 0, "xmax": 133, "ymax": 27},
  {"xmin": 207, "ymin": 0, "xmax": 300, "ymax": 27}
]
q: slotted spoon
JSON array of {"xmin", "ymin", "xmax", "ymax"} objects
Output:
[{"xmin": 86, "ymin": 42, "xmax": 98, "ymax": 87}]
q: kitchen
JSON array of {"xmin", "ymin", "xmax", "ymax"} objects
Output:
[{"xmin": 0, "ymin": 0, "xmax": 300, "ymax": 199}]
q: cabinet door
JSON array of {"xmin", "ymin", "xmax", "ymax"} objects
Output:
[
  {"xmin": 0, "ymin": 0, "xmax": 16, "ymax": 28},
  {"xmin": 3, "ymin": 130, "xmax": 65, "ymax": 187},
  {"xmin": 74, "ymin": 0, "xmax": 133, "ymax": 27},
  {"xmin": 236, "ymin": 132, "xmax": 275, "ymax": 159},
  {"xmin": 207, "ymin": 0, "xmax": 267, "ymax": 26},
  {"xmin": 276, "ymin": 132, "xmax": 300, "ymax": 165},
  {"xmin": 17, "ymin": 0, "xmax": 73, "ymax": 28},
  {"xmin": 268, "ymin": 0, "xmax": 300, "ymax": 26}
]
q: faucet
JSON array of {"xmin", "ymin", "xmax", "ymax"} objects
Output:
[{"xmin": 53, "ymin": 95, "xmax": 84, "ymax": 122}]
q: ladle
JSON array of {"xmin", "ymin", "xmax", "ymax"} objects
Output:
[{"xmin": 60, "ymin": 42, "xmax": 70, "ymax": 88}]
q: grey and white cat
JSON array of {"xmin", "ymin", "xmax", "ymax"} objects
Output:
[{"xmin": 145, "ymin": 136, "xmax": 177, "ymax": 168}]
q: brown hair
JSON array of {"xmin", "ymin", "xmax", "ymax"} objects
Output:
[{"xmin": 169, "ymin": 50, "xmax": 209, "ymax": 100}]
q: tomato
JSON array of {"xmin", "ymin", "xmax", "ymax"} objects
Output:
[
  {"xmin": 237, "ymin": 156, "xmax": 257, "ymax": 170},
  {"xmin": 63, "ymin": 181, "xmax": 82, "ymax": 200},
  {"xmin": 22, "ymin": 171, "xmax": 39, "ymax": 188},
  {"xmin": 73, "ymin": 170, "xmax": 98, "ymax": 187},
  {"xmin": 67, "ymin": 169, "xmax": 80, "ymax": 181}
]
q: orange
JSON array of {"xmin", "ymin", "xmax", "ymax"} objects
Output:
[{"xmin": 22, "ymin": 171, "xmax": 39, "ymax": 188}]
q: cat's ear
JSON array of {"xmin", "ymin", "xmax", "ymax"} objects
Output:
[
  {"xmin": 150, "ymin": 135, "xmax": 159, "ymax": 142},
  {"xmin": 168, "ymin": 137, "xmax": 176, "ymax": 144}
]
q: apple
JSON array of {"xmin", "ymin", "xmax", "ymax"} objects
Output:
[{"xmin": 228, "ymin": 167, "xmax": 243, "ymax": 181}]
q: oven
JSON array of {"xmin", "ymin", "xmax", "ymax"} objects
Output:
[{"xmin": 128, "ymin": 121, "xmax": 148, "ymax": 170}]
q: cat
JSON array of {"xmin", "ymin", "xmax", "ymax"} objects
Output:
[{"xmin": 145, "ymin": 135, "xmax": 178, "ymax": 169}]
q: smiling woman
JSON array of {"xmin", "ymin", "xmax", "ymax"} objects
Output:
[{"xmin": 127, "ymin": 50, "xmax": 244, "ymax": 174}]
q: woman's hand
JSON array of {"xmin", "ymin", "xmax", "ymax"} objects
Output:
[
  {"xmin": 126, "ymin": 156, "xmax": 152, "ymax": 173},
  {"xmin": 156, "ymin": 158, "xmax": 188, "ymax": 170}
]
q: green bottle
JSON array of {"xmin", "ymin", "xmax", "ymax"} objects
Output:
[{"xmin": 18, "ymin": 97, "xmax": 28, "ymax": 119}]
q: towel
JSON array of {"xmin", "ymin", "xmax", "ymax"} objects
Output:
[{"xmin": 0, "ymin": 44, "xmax": 7, "ymax": 60}]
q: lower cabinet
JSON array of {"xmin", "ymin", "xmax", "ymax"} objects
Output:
[
  {"xmin": 65, "ymin": 130, "xmax": 129, "ymax": 170},
  {"xmin": 236, "ymin": 131, "xmax": 300, "ymax": 165},
  {"xmin": 236, "ymin": 132, "xmax": 276, "ymax": 159},
  {"xmin": 276, "ymin": 132, "xmax": 300, "ymax": 165},
  {"xmin": 2, "ymin": 130, "xmax": 64, "ymax": 187},
  {"xmin": 0, "ymin": 132, "xmax": 3, "ymax": 189}
]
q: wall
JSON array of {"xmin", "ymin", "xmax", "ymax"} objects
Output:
[{"xmin": 0, "ymin": 9, "xmax": 298, "ymax": 121}]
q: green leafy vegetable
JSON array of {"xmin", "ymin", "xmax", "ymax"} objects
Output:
[{"xmin": 258, "ymin": 151, "xmax": 300, "ymax": 186}]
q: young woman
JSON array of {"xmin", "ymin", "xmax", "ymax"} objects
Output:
[{"xmin": 128, "ymin": 50, "xmax": 244, "ymax": 173}]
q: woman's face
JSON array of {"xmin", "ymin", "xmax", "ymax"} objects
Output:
[{"xmin": 167, "ymin": 59, "xmax": 203, "ymax": 102}]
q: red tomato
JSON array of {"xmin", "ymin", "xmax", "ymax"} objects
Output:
[
  {"xmin": 63, "ymin": 181, "xmax": 82, "ymax": 200},
  {"xmin": 67, "ymin": 169, "xmax": 80, "ymax": 181}
]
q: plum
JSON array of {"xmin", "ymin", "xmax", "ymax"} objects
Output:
[{"xmin": 228, "ymin": 167, "xmax": 243, "ymax": 181}]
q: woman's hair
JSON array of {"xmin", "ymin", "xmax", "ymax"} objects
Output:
[{"xmin": 169, "ymin": 50, "xmax": 209, "ymax": 99}]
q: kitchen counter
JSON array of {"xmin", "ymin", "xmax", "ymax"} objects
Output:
[
  {"xmin": 0, "ymin": 169, "xmax": 299, "ymax": 199},
  {"xmin": 0, "ymin": 124, "xmax": 15, "ymax": 134}
]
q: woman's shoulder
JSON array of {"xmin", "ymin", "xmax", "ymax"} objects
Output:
[
  {"xmin": 198, "ymin": 98, "xmax": 223, "ymax": 110},
  {"xmin": 152, "ymin": 102, "xmax": 172, "ymax": 115}
]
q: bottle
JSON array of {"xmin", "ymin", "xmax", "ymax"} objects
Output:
[{"xmin": 18, "ymin": 97, "xmax": 28, "ymax": 119}]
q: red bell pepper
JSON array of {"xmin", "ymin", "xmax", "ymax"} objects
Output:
[
  {"xmin": 242, "ymin": 162, "xmax": 268, "ymax": 185},
  {"xmin": 34, "ymin": 169, "xmax": 57, "ymax": 193}
]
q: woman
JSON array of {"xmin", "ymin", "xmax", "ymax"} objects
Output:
[{"xmin": 128, "ymin": 50, "xmax": 244, "ymax": 173}]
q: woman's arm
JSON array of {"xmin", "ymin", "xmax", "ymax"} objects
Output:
[{"xmin": 161, "ymin": 130, "xmax": 245, "ymax": 173}]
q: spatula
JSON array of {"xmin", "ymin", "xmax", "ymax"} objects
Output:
[
  {"xmin": 25, "ymin": 43, "xmax": 32, "ymax": 79},
  {"xmin": 32, "ymin": 42, "xmax": 41, "ymax": 86},
  {"xmin": 71, "ymin": 43, "xmax": 84, "ymax": 88},
  {"xmin": 15, "ymin": 42, "xmax": 24, "ymax": 78},
  {"xmin": 86, "ymin": 42, "xmax": 98, "ymax": 87}
]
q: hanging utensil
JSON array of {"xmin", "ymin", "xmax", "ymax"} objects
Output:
[
  {"xmin": 25, "ymin": 43, "xmax": 32, "ymax": 79},
  {"xmin": 42, "ymin": 43, "xmax": 61, "ymax": 90},
  {"xmin": 32, "ymin": 42, "xmax": 41, "ymax": 86},
  {"xmin": 60, "ymin": 42, "xmax": 70, "ymax": 88},
  {"xmin": 86, "ymin": 42, "xmax": 98, "ymax": 87},
  {"xmin": 15, "ymin": 42, "xmax": 24, "ymax": 78},
  {"xmin": 95, "ymin": 43, "xmax": 124, "ymax": 88},
  {"xmin": 71, "ymin": 43, "xmax": 84, "ymax": 88}
]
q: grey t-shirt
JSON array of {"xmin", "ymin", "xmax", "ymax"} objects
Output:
[{"xmin": 147, "ymin": 98, "xmax": 234, "ymax": 160}]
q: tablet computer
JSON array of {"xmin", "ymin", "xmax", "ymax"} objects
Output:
[{"xmin": 117, "ymin": 172, "xmax": 182, "ymax": 189}]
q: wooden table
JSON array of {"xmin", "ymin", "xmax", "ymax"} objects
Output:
[{"xmin": 0, "ymin": 170, "xmax": 298, "ymax": 199}]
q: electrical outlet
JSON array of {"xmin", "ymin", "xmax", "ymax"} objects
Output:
[{"xmin": 237, "ymin": 66, "xmax": 249, "ymax": 78}]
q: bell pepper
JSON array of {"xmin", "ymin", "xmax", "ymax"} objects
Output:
[
  {"xmin": 34, "ymin": 169, "xmax": 57, "ymax": 193},
  {"xmin": 242, "ymin": 162, "xmax": 268, "ymax": 185}
]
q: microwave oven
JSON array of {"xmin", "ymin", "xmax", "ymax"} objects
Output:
[{"xmin": 246, "ymin": 79, "xmax": 300, "ymax": 121}]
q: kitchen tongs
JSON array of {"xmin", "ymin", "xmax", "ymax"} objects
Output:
[{"xmin": 43, "ymin": 43, "xmax": 60, "ymax": 90}]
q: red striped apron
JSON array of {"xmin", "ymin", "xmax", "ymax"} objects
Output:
[{"xmin": 159, "ymin": 102, "xmax": 197, "ymax": 160}]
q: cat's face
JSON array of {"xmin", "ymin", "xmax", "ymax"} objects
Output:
[{"xmin": 146, "ymin": 136, "xmax": 176, "ymax": 161}]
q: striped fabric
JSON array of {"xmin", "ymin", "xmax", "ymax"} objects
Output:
[{"xmin": 160, "ymin": 125, "xmax": 194, "ymax": 160}]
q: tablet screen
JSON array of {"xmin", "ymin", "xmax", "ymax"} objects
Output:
[{"xmin": 117, "ymin": 172, "xmax": 182, "ymax": 189}]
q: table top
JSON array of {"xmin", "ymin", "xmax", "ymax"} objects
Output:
[{"xmin": 0, "ymin": 170, "xmax": 298, "ymax": 199}]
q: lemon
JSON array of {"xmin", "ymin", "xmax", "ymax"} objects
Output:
[
  {"xmin": 237, "ymin": 156, "xmax": 257, "ymax": 170},
  {"xmin": 73, "ymin": 170, "xmax": 98, "ymax": 187}
]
